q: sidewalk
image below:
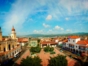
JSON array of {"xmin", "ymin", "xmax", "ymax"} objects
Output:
[{"xmin": 15, "ymin": 49, "xmax": 30, "ymax": 65}]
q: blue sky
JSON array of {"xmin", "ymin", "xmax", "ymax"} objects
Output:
[{"xmin": 0, "ymin": 0, "xmax": 88, "ymax": 35}]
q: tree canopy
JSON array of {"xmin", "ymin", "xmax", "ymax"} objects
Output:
[
  {"xmin": 48, "ymin": 55, "xmax": 67, "ymax": 66},
  {"xmin": 44, "ymin": 46, "xmax": 54, "ymax": 52},
  {"xmin": 30, "ymin": 46, "xmax": 41, "ymax": 53},
  {"xmin": 20, "ymin": 56, "xmax": 42, "ymax": 66}
]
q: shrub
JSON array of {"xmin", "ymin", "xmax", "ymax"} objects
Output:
[{"xmin": 50, "ymin": 51, "xmax": 55, "ymax": 54}]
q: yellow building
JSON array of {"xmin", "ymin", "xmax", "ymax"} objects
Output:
[
  {"xmin": 29, "ymin": 38, "xmax": 38, "ymax": 47},
  {"xmin": 0, "ymin": 27, "xmax": 21, "ymax": 62}
]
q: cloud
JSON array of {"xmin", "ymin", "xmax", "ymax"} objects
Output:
[
  {"xmin": 48, "ymin": 29, "xmax": 52, "ymax": 32},
  {"xmin": 65, "ymin": 17, "xmax": 69, "ymax": 20},
  {"xmin": 2, "ymin": 0, "xmax": 88, "ymax": 35},
  {"xmin": 54, "ymin": 25, "xmax": 64, "ymax": 30},
  {"xmin": 43, "ymin": 23, "xmax": 50, "ymax": 28},
  {"xmin": 2, "ymin": 0, "xmax": 44, "ymax": 34},
  {"xmin": 46, "ymin": 15, "xmax": 52, "ymax": 20},
  {"xmin": 60, "ymin": 28, "xmax": 64, "ymax": 30},
  {"xmin": 33, "ymin": 30, "xmax": 43, "ymax": 34},
  {"xmin": 58, "ymin": 0, "xmax": 88, "ymax": 16},
  {"xmin": 47, "ymin": 29, "xmax": 54, "ymax": 34},
  {"xmin": 3, "ymin": 0, "xmax": 32, "ymax": 32},
  {"xmin": 66, "ymin": 29, "xmax": 72, "ymax": 32}
]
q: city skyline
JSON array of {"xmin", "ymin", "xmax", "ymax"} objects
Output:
[{"xmin": 0, "ymin": 0, "xmax": 88, "ymax": 35}]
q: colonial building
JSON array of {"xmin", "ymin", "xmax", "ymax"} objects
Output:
[
  {"xmin": 0, "ymin": 27, "xmax": 21, "ymax": 62},
  {"xmin": 63, "ymin": 36, "xmax": 88, "ymax": 56},
  {"xmin": 40, "ymin": 38, "xmax": 58, "ymax": 48},
  {"xmin": 18, "ymin": 38, "xmax": 28, "ymax": 47},
  {"xmin": 28, "ymin": 38, "xmax": 39, "ymax": 47}
]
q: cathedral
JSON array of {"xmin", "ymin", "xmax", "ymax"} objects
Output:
[{"xmin": 0, "ymin": 27, "xmax": 21, "ymax": 62}]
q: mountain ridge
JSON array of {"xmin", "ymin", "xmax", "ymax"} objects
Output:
[{"xmin": 18, "ymin": 32, "xmax": 88, "ymax": 37}]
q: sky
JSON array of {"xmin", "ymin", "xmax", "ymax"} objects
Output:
[{"xmin": 0, "ymin": 0, "xmax": 88, "ymax": 35}]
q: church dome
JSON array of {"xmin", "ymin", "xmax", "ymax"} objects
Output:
[{"xmin": 12, "ymin": 26, "xmax": 15, "ymax": 31}]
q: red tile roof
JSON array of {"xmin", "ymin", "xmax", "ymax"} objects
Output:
[
  {"xmin": 18, "ymin": 38, "xmax": 28, "ymax": 43},
  {"xmin": 40, "ymin": 41, "xmax": 57, "ymax": 45},
  {"xmin": 2, "ymin": 38, "xmax": 5, "ymax": 41},
  {"xmin": 77, "ymin": 40, "xmax": 88, "ymax": 45},
  {"xmin": 63, "ymin": 39, "xmax": 68, "ymax": 43},
  {"xmin": 69, "ymin": 36, "xmax": 80, "ymax": 39}
]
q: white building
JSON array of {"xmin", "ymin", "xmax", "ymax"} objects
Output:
[{"xmin": 63, "ymin": 36, "xmax": 88, "ymax": 56}]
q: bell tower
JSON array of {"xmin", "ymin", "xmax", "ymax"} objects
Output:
[
  {"xmin": 11, "ymin": 26, "xmax": 16, "ymax": 39},
  {"xmin": 0, "ymin": 27, "xmax": 2, "ymax": 41}
]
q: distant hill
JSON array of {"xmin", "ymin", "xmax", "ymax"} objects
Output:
[
  {"xmin": 2, "ymin": 36, "xmax": 8, "ymax": 38},
  {"xmin": 4, "ymin": 32, "xmax": 88, "ymax": 38},
  {"xmin": 20, "ymin": 32, "xmax": 88, "ymax": 37}
]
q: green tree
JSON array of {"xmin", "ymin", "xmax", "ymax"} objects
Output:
[
  {"xmin": 49, "ymin": 47, "xmax": 54, "ymax": 52},
  {"xmin": 44, "ymin": 46, "xmax": 54, "ymax": 52},
  {"xmin": 44, "ymin": 46, "xmax": 50, "ymax": 52},
  {"xmin": 38, "ymin": 39, "xmax": 40, "ymax": 43},
  {"xmin": 20, "ymin": 56, "xmax": 42, "ymax": 66},
  {"xmin": 48, "ymin": 55, "xmax": 67, "ymax": 66},
  {"xmin": 30, "ymin": 46, "xmax": 41, "ymax": 53}
]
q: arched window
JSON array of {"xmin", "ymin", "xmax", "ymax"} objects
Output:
[
  {"xmin": 8, "ymin": 44, "xmax": 11, "ymax": 50},
  {"xmin": 4, "ymin": 47, "xmax": 6, "ymax": 52}
]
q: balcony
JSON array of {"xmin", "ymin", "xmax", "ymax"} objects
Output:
[
  {"xmin": 69, "ymin": 44, "xmax": 74, "ymax": 49},
  {"xmin": 79, "ymin": 48, "xmax": 85, "ymax": 52}
]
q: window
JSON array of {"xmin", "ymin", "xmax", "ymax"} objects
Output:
[
  {"xmin": 79, "ymin": 46, "xmax": 81, "ymax": 49},
  {"xmin": 69, "ymin": 44, "xmax": 71, "ymax": 47},
  {"xmin": 8, "ymin": 44, "xmax": 11, "ymax": 50},
  {"xmin": 81, "ymin": 47, "xmax": 85, "ymax": 50},
  {"xmin": 4, "ymin": 47, "xmax": 6, "ymax": 52},
  {"xmin": 73, "ymin": 40, "xmax": 75, "ymax": 42},
  {"xmin": 72, "ymin": 45, "xmax": 74, "ymax": 48}
]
